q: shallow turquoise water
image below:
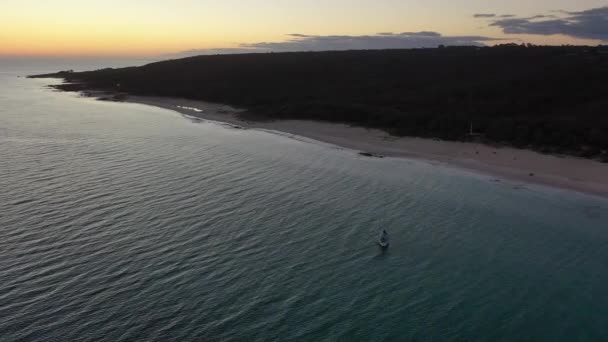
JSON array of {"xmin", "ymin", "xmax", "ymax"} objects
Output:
[{"xmin": 1, "ymin": 64, "xmax": 608, "ymax": 341}]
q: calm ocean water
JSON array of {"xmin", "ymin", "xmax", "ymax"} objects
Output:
[{"xmin": 1, "ymin": 61, "xmax": 608, "ymax": 341}]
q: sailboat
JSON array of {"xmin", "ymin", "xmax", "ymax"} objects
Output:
[{"xmin": 378, "ymin": 229, "xmax": 389, "ymax": 248}]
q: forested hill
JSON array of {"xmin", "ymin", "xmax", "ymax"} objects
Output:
[{"xmin": 32, "ymin": 45, "xmax": 608, "ymax": 159}]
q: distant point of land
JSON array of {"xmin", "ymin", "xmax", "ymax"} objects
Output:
[{"xmin": 30, "ymin": 45, "xmax": 608, "ymax": 160}]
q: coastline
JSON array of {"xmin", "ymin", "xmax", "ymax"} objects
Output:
[{"xmin": 101, "ymin": 93, "xmax": 608, "ymax": 198}]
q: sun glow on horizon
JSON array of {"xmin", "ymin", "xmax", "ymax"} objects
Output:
[{"xmin": 1, "ymin": 0, "xmax": 606, "ymax": 57}]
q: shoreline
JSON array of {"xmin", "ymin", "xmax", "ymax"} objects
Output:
[{"xmin": 92, "ymin": 92, "xmax": 608, "ymax": 198}]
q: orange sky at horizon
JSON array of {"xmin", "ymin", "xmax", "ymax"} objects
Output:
[{"xmin": 1, "ymin": 0, "xmax": 605, "ymax": 57}]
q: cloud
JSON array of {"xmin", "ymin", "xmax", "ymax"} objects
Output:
[
  {"xmin": 287, "ymin": 33, "xmax": 313, "ymax": 38},
  {"xmin": 528, "ymin": 14, "xmax": 557, "ymax": 19},
  {"xmin": 485, "ymin": 6, "xmax": 608, "ymax": 40},
  {"xmin": 474, "ymin": 13, "xmax": 496, "ymax": 18},
  {"xmin": 164, "ymin": 32, "xmax": 496, "ymax": 58},
  {"xmin": 401, "ymin": 31, "xmax": 442, "ymax": 37},
  {"xmin": 160, "ymin": 48, "xmax": 264, "ymax": 59},
  {"xmin": 241, "ymin": 32, "xmax": 494, "ymax": 51}
]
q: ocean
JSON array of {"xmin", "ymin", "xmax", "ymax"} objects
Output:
[{"xmin": 1, "ymin": 60, "xmax": 608, "ymax": 341}]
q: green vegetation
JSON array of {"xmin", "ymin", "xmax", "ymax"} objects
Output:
[{"xmin": 31, "ymin": 45, "xmax": 608, "ymax": 159}]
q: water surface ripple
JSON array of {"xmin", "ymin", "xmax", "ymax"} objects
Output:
[{"xmin": 1, "ymin": 68, "xmax": 608, "ymax": 341}]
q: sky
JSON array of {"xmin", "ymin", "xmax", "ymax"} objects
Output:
[{"xmin": 1, "ymin": 0, "xmax": 607, "ymax": 57}]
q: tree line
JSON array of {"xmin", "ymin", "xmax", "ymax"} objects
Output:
[{"xmin": 33, "ymin": 45, "xmax": 608, "ymax": 160}]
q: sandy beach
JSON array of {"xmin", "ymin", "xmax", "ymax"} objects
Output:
[{"xmin": 114, "ymin": 95, "xmax": 608, "ymax": 198}]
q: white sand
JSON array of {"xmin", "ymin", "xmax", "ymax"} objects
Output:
[{"xmin": 122, "ymin": 95, "xmax": 608, "ymax": 198}]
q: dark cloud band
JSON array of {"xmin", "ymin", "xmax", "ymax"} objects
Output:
[
  {"xmin": 479, "ymin": 6, "xmax": 608, "ymax": 40},
  {"xmin": 165, "ymin": 32, "xmax": 497, "ymax": 58},
  {"xmin": 241, "ymin": 32, "xmax": 494, "ymax": 51},
  {"xmin": 473, "ymin": 13, "xmax": 496, "ymax": 18}
]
